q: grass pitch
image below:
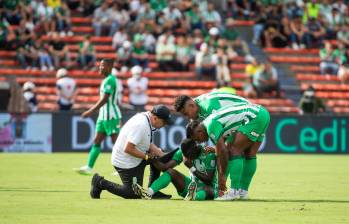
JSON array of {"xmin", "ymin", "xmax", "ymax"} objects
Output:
[{"xmin": 0, "ymin": 153, "xmax": 348, "ymax": 224}]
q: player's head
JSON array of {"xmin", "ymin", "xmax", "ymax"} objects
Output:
[
  {"xmin": 180, "ymin": 138, "xmax": 201, "ymax": 160},
  {"xmin": 99, "ymin": 58, "xmax": 114, "ymax": 76},
  {"xmin": 186, "ymin": 120, "xmax": 208, "ymax": 143},
  {"xmin": 174, "ymin": 95, "xmax": 199, "ymax": 120}
]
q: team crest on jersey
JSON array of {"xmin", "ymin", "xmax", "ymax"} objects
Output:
[
  {"xmin": 194, "ymin": 160, "xmax": 205, "ymax": 173},
  {"xmin": 106, "ymin": 85, "xmax": 111, "ymax": 90}
]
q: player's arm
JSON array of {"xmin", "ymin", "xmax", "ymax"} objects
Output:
[
  {"xmin": 192, "ymin": 169, "xmax": 215, "ymax": 186},
  {"xmin": 152, "ymin": 149, "xmax": 183, "ymax": 171},
  {"xmin": 151, "ymin": 159, "xmax": 178, "ymax": 171},
  {"xmin": 82, "ymin": 93, "xmax": 110, "ymax": 118},
  {"xmin": 149, "ymin": 143, "xmax": 165, "ymax": 157},
  {"xmin": 216, "ymin": 136, "xmax": 229, "ymax": 191}
]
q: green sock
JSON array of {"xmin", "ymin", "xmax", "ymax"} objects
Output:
[
  {"xmin": 194, "ymin": 190, "xmax": 206, "ymax": 201},
  {"xmin": 87, "ymin": 144, "xmax": 101, "ymax": 168},
  {"xmin": 229, "ymin": 156, "xmax": 244, "ymax": 190},
  {"xmin": 150, "ymin": 171, "xmax": 171, "ymax": 193},
  {"xmin": 240, "ymin": 157, "xmax": 257, "ymax": 191}
]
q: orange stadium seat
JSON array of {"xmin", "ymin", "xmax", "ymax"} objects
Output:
[
  {"xmin": 296, "ymin": 74, "xmax": 339, "ymax": 82},
  {"xmin": 270, "ymin": 56, "xmax": 321, "ymax": 63},
  {"xmin": 264, "ymin": 48, "xmax": 319, "ymax": 54},
  {"xmin": 290, "ymin": 65, "xmax": 320, "ymax": 73}
]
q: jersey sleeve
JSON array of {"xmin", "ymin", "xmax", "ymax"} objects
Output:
[
  {"xmin": 102, "ymin": 76, "xmax": 115, "ymax": 95},
  {"xmin": 171, "ymin": 148, "xmax": 183, "ymax": 165},
  {"xmin": 203, "ymin": 116, "xmax": 224, "ymax": 144}
]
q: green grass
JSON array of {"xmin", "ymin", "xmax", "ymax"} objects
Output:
[{"xmin": 0, "ymin": 153, "xmax": 348, "ymax": 224}]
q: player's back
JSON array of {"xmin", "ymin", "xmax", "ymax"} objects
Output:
[
  {"xmin": 194, "ymin": 91, "xmax": 251, "ymax": 120},
  {"xmin": 203, "ymin": 104, "xmax": 261, "ymax": 144}
]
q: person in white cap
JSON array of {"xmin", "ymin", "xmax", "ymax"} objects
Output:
[
  {"xmin": 195, "ymin": 43, "xmax": 215, "ymax": 80},
  {"xmin": 127, "ymin": 65, "xmax": 148, "ymax": 112},
  {"xmin": 23, "ymin": 81, "xmax": 38, "ymax": 112},
  {"xmin": 56, "ymin": 68, "xmax": 77, "ymax": 111},
  {"xmin": 117, "ymin": 40, "xmax": 133, "ymax": 68}
]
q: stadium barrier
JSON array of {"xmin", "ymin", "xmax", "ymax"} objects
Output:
[{"xmin": 0, "ymin": 112, "xmax": 348, "ymax": 154}]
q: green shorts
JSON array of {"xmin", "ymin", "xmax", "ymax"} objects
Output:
[
  {"xmin": 96, "ymin": 118, "xmax": 121, "ymax": 136},
  {"xmin": 237, "ymin": 105, "xmax": 270, "ymax": 142}
]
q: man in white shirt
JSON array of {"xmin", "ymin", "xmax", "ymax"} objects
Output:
[
  {"xmin": 90, "ymin": 105, "xmax": 174, "ymax": 199},
  {"xmin": 56, "ymin": 68, "xmax": 77, "ymax": 111},
  {"xmin": 127, "ymin": 66, "xmax": 148, "ymax": 112}
]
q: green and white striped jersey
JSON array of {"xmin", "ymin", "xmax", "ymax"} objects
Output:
[
  {"xmin": 172, "ymin": 146, "xmax": 217, "ymax": 187},
  {"xmin": 98, "ymin": 74, "xmax": 122, "ymax": 121},
  {"xmin": 194, "ymin": 91, "xmax": 251, "ymax": 120},
  {"xmin": 203, "ymin": 104, "xmax": 261, "ymax": 144}
]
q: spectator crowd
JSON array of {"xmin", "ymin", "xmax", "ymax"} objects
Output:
[{"xmin": 1, "ymin": 0, "xmax": 348, "ymax": 113}]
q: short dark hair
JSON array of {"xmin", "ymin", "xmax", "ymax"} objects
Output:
[
  {"xmin": 102, "ymin": 58, "xmax": 114, "ymax": 66},
  {"xmin": 180, "ymin": 138, "xmax": 198, "ymax": 158},
  {"xmin": 186, "ymin": 120, "xmax": 200, "ymax": 138},
  {"xmin": 174, "ymin": 95, "xmax": 191, "ymax": 112}
]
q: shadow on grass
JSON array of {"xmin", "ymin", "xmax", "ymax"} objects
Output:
[
  {"xmin": 236, "ymin": 199, "xmax": 349, "ymax": 204},
  {"xmin": 145, "ymin": 198, "xmax": 349, "ymax": 203},
  {"xmin": 0, "ymin": 187, "xmax": 82, "ymax": 193}
]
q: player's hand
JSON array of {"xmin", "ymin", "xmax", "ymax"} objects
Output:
[
  {"xmin": 81, "ymin": 110, "xmax": 92, "ymax": 118},
  {"xmin": 204, "ymin": 146, "xmax": 216, "ymax": 154}
]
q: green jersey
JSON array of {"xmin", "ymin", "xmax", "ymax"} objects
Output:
[
  {"xmin": 203, "ymin": 104, "xmax": 261, "ymax": 144},
  {"xmin": 98, "ymin": 75, "xmax": 122, "ymax": 121},
  {"xmin": 194, "ymin": 91, "xmax": 250, "ymax": 120},
  {"xmin": 172, "ymin": 147, "xmax": 217, "ymax": 187}
]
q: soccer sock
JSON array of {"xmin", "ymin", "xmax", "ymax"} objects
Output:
[
  {"xmin": 229, "ymin": 155, "xmax": 244, "ymax": 190},
  {"xmin": 87, "ymin": 144, "xmax": 101, "ymax": 168},
  {"xmin": 194, "ymin": 190, "xmax": 206, "ymax": 201},
  {"xmin": 240, "ymin": 157, "xmax": 257, "ymax": 191},
  {"xmin": 149, "ymin": 171, "xmax": 171, "ymax": 194}
]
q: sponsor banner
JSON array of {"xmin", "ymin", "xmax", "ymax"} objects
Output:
[
  {"xmin": 263, "ymin": 116, "xmax": 349, "ymax": 154},
  {"xmin": 3, "ymin": 112, "xmax": 346, "ymax": 154},
  {"xmin": 52, "ymin": 112, "xmax": 187, "ymax": 152},
  {"xmin": 0, "ymin": 113, "xmax": 52, "ymax": 152}
]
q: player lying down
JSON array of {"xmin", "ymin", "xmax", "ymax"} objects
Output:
[{"xmin": 133, "ymin": 139, "xmax": 218, "ymax": 200}]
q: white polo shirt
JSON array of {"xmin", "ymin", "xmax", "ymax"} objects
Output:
[
  {"xmin": 56, "ymin": 77, "xmax": 76, "ymax": 105},
  {"xmin": 112, "ymin": 112, "xmax": 152, "ymax": 169}
]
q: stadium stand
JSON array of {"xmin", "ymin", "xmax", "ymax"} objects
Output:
[{"xmin": 2, "ymin": 1, "xmax": 349, "ymax": 115}]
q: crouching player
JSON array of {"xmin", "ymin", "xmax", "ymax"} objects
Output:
[{"xmin": 133, "ymin": 139, "xmax": 218, "ymax": 201}]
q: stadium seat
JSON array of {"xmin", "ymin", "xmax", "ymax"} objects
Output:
[
  {"xmin": 290, "ymin": 65, "xmax": 320, "ymax": 73},
  {"xmin": 264, "ymin": 48, "xmax": 319, "ymax": 54},
  {"xmin": 270, "ymin": 56, "xmax": 321, "ymax": 64}
]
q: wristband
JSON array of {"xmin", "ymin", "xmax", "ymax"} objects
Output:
[
  {"xmin": 145, "ymin": 154, "xmax": 149, "ymax": 161},
  {"xmin": 189, "ymin": 166, "xmax": 196, "ymax": 173}
]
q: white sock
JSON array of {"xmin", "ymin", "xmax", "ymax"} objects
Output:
[{"xmin": 148, "ymin": 188, "xmax": 154, "ymax": 196}]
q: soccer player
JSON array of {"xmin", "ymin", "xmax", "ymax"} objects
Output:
[
  {"xmin": 76, "ymin": 58, "xmax": 122, "ymax": 174},
  {"xmin": 133, "ymin": 139, "xmax": 218, "ymax": 201},
  {"xmin": 186, "ymin": 103, "xmax": 270, "ymax": 200},
  {"xmin": 173, "ymin": 91, "xmax": 250, "ymax": 121}
]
